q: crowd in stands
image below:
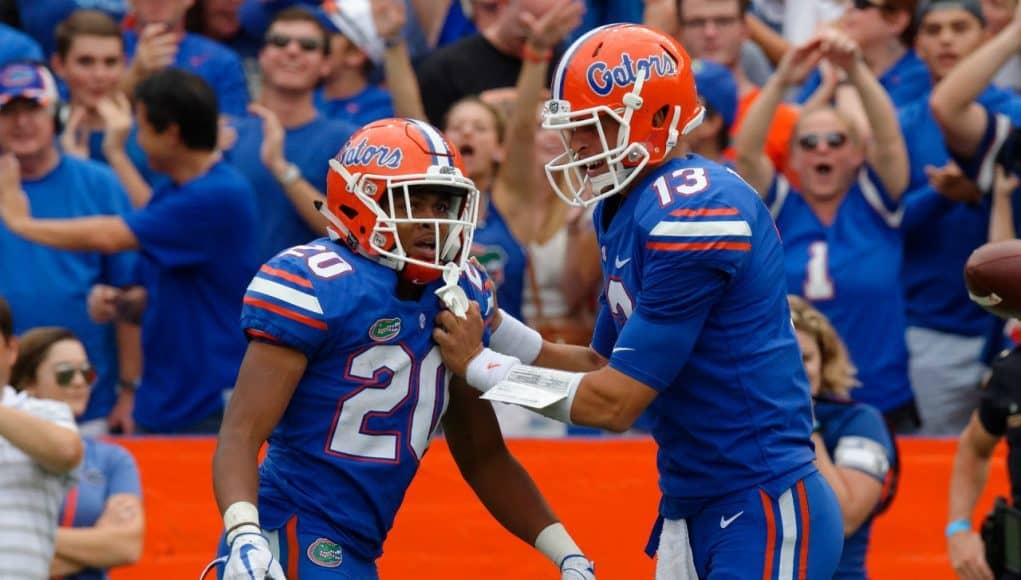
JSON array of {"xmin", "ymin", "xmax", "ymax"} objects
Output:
[{"xmin": 0, "ymin": 0, "xmax": 1018, "ymax": 576}]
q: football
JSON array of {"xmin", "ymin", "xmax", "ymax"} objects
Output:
[{"xmin": 964, "ymin": 239, "xmax": 1021, "ymax": 319}]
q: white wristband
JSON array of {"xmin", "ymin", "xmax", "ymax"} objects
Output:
[
  {"xmin": 534, "ymin": 522, "xmax": 583, "ymax": 568},
  {"xmin": 465, "ymin": 348, "xmax": 521, "ymax": 392},
  {"xmin": 489, "ymin": 309, "xmax": 543, "ymax": 364},
  {"xmin": 224, "ymin": 501, "xmax": 261, "ymax": 544}
]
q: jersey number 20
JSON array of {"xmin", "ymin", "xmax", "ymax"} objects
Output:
[{"xmin": 327, "ymin": 345, "xmax": 447, "ymax": 463}]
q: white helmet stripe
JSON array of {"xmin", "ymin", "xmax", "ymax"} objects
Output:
[
  {"xmin": 552, "ymin": 23, "xmax": 623, "ymax": 101},
  {"xmin": 408, "ymin": 118, "xmax": 452, "ymax": 166}
]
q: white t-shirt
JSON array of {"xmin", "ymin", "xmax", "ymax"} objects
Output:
[{"xmin": 0, "ymin": 386, "xmax": 79, "ymax": 579}]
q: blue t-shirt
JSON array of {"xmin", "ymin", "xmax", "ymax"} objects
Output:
[
  {"xmin": 57, "ymin": 437, "xmax": 141, "ymax": 580},
  {"xmin": 15, "ymin": 0, "xmax": 127, "ymax": 56},
  {"xmin": 244, "ymin": 240, "xmax": 494, "ymax": 561},
  {"xmin": 768, "ymin": 169, "xmax": 913, "ymax": 413},
  {"xmin": 797, "ymin": 50, "xmax": 931, "ymax": 109},
  {"xmin": 590, "ymin": 155, "xmax": 816, "ymax": 518},
  {"xmin": 124, "ymin": 31, "xmax": 249, "ymax": 118},
  {"xmin": 0, "ymin": 22, "xmax": 43, "ymax": 66},
  {"xmin": 897, "ymin": 87, "xmax": 1021, "ymax": 336},
  {"xmin": 313, "ymin": 86, "xmax": 394, "ymax": 128},
  {"xmin": 0, "ymin": 156, "xmax": 136, "ymax": 422},
  {"xmin": 82, "ymin": 127, "xmax": 166, "ymax": 188},
  {"xmin": 123, "ymin": 161, "xmax": 259, "ymax": 432},
  {"xmin": 470, "ymin": 197, "xmax": 527, "ymax": 322},
  {"xmin": 814, "ymin": 398, "xmax": 896, "ymax": 580},
  {"xmin": 224, "ymin": 114, "xmax": 356, "ymax": 264}
]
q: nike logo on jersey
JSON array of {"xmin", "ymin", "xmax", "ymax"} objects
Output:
[
  {"xmin": 612, "ymin": 347, "xmax": 635, "ymax": 353},
  {"xmin": 720, "ymin": 511, "xmax": 744, "ymax": 529},
  {"xmin": 614, "ymin": 256, "xmax": 631, "ymax": 268}
]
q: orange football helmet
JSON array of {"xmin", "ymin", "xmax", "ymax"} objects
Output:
[
  {"xmin": 324, "ymin": 118, "xmax": 479, "ymax": 284},
  {"xmin": 543, "ymin": 24, "xmax": 705, "ymax": 206}
]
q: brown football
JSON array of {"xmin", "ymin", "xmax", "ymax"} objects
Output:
[{"xmin": 964, "ymin": 239, "xmax": 1021, "ymax": 319}]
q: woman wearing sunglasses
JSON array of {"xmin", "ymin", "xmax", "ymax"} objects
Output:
[
  {"xmin": 735, "ymin": 30, "xmax": 916, "ymax": 434},
  {"xmin": 10, "ymin": 327, "xmax": 144, "ymax": 579}
]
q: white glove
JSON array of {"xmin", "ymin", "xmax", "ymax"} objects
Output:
[
  {"xmin": 561, "ymin": 554, "xmax": 596, "ymax": 579},
  {"xmin": 222, "ymin": 532, "xmax": 286, "ymax": 580}
]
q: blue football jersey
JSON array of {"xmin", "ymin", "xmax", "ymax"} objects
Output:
[
  {"xmin": 241, "ymin": 239, "xmax": 494, "ymax": 561},
  {"xmin": 591, "ymin": 156, "xmax": 816, "ymax": 518},
  {"xmin": 954, "ymin": 102, "xmax": 1021, "ymax": 191},
  {"xmin": 814, "ymin": 398, "xmax": 896, "ymax": 579},
  {"xmin": 768, "ymin": 169, "xmax": 913, "ymax": 413}
]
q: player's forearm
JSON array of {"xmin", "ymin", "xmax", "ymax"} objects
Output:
[
  {"xmin": 212, "ymin": 434, "xmax": 263, "ymax": 515},
  {"xmin": 460, "ymin": 450, "xmax": 559, "ymax": 547},
  {"xmin": 0, "ymin": 406, "xmax": 82, "ymax": 473},
  {"xmin": 533, "ymin": 342, "xmax": 607, "ymax": 373},
  {"xmin": 54, "ymin": 523, "xmax": 143, "ymax": 568},
  {"xmin": 49, "ymin": 553, "xmax": 86, "ymax": 576}
]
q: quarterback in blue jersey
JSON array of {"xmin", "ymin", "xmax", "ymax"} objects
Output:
[
  {"xmin": 433, "ymin": 25, "xmax": 843, "ymax": 579},
  {"xmin": 210, "ymin": 118, "xmax": 594, "ymax": 580}
]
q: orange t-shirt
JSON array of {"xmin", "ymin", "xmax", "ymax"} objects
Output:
[{"xmin": 726, "ymin": 87, "xmax": 801, "ymax": 186}]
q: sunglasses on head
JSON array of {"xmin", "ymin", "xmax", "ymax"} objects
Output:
[
  {"xmin": 797, "ymin": 132, "xmax": 849, "ymax": 151},
  {"xmin": 53, "ymin": 362, "xmax": 95, "ymax": 387},
  {"xmin": 851, "ymin": 0, "xmax": 890, "ymax": 10},
  {"xmin": 265, "ymin": 33, "xmax": 323, "ymax": 52}
]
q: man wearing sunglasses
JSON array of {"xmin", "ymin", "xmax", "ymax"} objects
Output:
[
  {"xmin": 736, "ymin": 31, "xmax": 916, "ymax": 435},
  {"xmin": 121, "ymin": 0, "xmax": 250, "ymax": 117},
  {"xmin": 222, "ymin": 7, "xmax": 356, "ymax": 265},
  {"xmin": 0, "ymin": 296, "xmax": 84, "ymax": 579}
]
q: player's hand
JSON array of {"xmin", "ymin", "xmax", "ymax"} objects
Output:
[
  {"xmin": 926, "ymin": 162, "xmax": 982, "ymax": 204},
  {"xmin": 433, "ymin": 302, "xmax": 486, "ymax": 377},
  {"xmin": 947, "ymin": 529, "xmax": 993, "ymax": 580},
  {"xmin": 561, "ymin": 554, "xmax": 596, "ymax": 579},
  {"xmin": 222, "ymin": 532, "xmax": 286, "ymax": 580}
]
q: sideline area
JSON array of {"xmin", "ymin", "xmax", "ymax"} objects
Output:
[{"xmin": 109, "ymin": 437, "xmax": 1005, "ymax": 579}]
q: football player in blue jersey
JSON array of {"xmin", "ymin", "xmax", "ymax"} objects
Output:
[
  {"xmin": 210, "ymin": 118, "xmax": 594, "ymax": 580},
  {"xmin": 431, "ymin": 24, "xmax": 844, "ymax": 579}
]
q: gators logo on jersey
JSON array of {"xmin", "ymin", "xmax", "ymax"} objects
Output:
[
  {"xmin": 307, "ymin": 538, "xmax": 343, "ymax": 568},
  {"xmin": 369, "ymin": 317, "xmax": 401, "ymax": 342}
]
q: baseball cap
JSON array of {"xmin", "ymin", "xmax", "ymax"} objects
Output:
[
  {"xmin": 0, "ymin": 62, "xmax": 58, "ymax": 111},
  {"xmin": 692, "ymin": 59, "xmax": 738, "ymax": 128},
  {"xmin": 318, "ymin": 0, "xmax": 384, "ymax": 67},
  {"xmin": 915, "ymin": 0, "xmax": 985, "ymax": 26}
]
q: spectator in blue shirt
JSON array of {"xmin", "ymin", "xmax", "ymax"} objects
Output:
[
  {"xmin": 0, "ymin": 22, "xmax": 44, "ymax": 66},
  {"xmin": 14, "ymin": 0, "xmax": 127, "ymax": 57},
  {"xmin": 315, "ymin": 0, "xmax": 394, "ymax": 127},
  {"xmin": 224, "ymin": 7, "xmax": 355, "ymax": 264},
  {"xmin": 121, "ymin": 0, "xmax": 250, "ymax": 117},
  {"xmin": 0, "ymin": 62, "xmax": 138, "ymax": 436},
  {"xmin": 0, "ymin": 68, "xmax": 259, "ymax": 434},
  {"xmin": 10, "ymin": 327, "xmax": 143, "ymax": 579}
]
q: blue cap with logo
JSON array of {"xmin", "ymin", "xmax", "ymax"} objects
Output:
[
  {"xmin": 0, "ymin": 62, "xmax": 58, "ymax": 111},
  {"xmin": 692, "ymin": 59, "xmax": 738, "ymax": 129}
]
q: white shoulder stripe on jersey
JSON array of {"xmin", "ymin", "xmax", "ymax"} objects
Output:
[
  {"xmin": 770, "ymin": 175, "xmax": 790, "ymax": 219},
  {"xmin": 777, "ymin": 488, "xmax": 798, "ymax": 580},
  {"xmin": 247, "ymin": 277, "xmax": 324, "ymax": 315},
  {"xmin": 408, "ymin": 119, "xmax": 452, "ymax": 166},
  {"xmin": 650, "ymin": 220, "xmax": 752, "ymax": 237},
  {"xmin": 858, "ymin": 168, "xmax": 903, "ymax": 228},
  {"xmin": 977, "ymin": 113, "xmax": 1013, "ymax": 193}
]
